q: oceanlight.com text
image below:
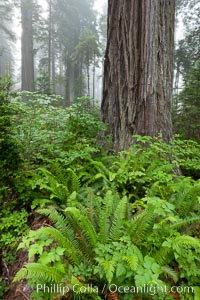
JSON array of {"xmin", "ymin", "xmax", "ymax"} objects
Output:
[{"xmin": 36, "ymin": 283, "xmax": 194, "ymax": 296}]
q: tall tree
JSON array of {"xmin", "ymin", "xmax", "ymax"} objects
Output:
[
  {"xmin": 173, "ymin": 60, "xmax": 200, "ymax": 142},
  {"xmin": 21, "ymin": 0, "xmax": 34, "ymax": 91},
  {"xmin": 174, "ymin": 1, "xmax": 200, "ymax": 85},
  {"xmin": 0, "ymin": 0, "xmax": 15, "ymax": 76},
  {"xmin": 52, "ymin": 0, "xmax": 98, "ymax": 104},
  {"xmin": 102, "ymin": 0, "xmax": 175, "ymax": 150},
  {"xmin": 72, "ymin": 29, "xmax": 101, "ymax": 97}
]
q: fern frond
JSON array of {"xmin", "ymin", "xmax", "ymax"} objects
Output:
[
  {"xmin": 171, "ymin": 182, "xmax": 200, "ymax": 217},
  {"xmin": 13, "ymin": 266, "xmax": 28, "ymax": 282},
  {"xmin": 171, "ymin": 216, "xmax": 200, "ymax": 229},
  {"xmin": 66, "ymin": 213, "xmax": 95, "ymax": 262},
  {"xmin": 109, "ymin": 196, "xmax": 128, "ymax": 241},
  {"xmin": 98, "ymin": 191, "xmax": 115, "ymax": 243},
  {"xmin": 161, "ymin": 266, "xmax": 179, "ymax": 283},
  {"xmin": 38, "ymin": 167, "xmax": 80, "ymax": 203},
  {"xmin": 65, "ymin": 207, "xmax": 98, "ymax": 249},
  {"xmin": 84, "ymin": 188, "xmax": 102, "ymax": 230},
  {"xmin": 38, "ymin": 208, "xmax": 73, "ymax": 239},
  {"xmin": 13, "ymin": 263, "xmax": 64, "ymax": 283},
  {"xmin": 34, "ymin": 227, "xmax": 80, "ymax": 265},
  {"xmin": 85, "ymin": 173, "xmax": 108, "ymax": 185},
  {"xmin": 39, "ymin": 168, "xmax": 70, "ymax": 201},
  {"xmin": 88, "ymin": 159, "xmax": 110, "ymax": 177},
  {"xmin": 37, "ymin": 208, "xmax": 83, "ymax": 256},
  {"xmin": 153, "ymin": 246, "xmax": 172, "ymax": 265},
  {"xmin": 103, "ymin": 260, "xmax": 116, "ymax": 283},
  {"xmin": 123, "ymin": 255, "xmax": 139, "ymax": 271},
  {"xmin": 130, "ymin": 204, "xmax": 155, "ymax": 245},
  {"xmin": 38, "ymin": 207, "xmax": 95, "ymax": 262},
  {"xmin": 66, "ymin": 168, "xmax": 80, "ymax": 192},
  {"xmin": 173, "ymin": 235, "xmax": 200, "ymax": 250}
]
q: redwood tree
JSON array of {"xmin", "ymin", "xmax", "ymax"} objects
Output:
[
  {"xmin": 21, "ymin": 0, "xmax": 34, "ymax": 91},
  {"xmin": 102, "ymin": 0, "xmax": 175, "ymax": 150}
]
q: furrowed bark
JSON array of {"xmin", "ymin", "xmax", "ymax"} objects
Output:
[{"xmin": 102, "ymin": 0, "xmax": 175, "ymax": 150}]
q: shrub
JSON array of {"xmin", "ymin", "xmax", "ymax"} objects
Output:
[{"xmin": 0, "ymin": 76, "xmax": 20, "ymax": 203}]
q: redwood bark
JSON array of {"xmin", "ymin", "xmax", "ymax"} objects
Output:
[{"xmin": 102, "ymin": 0, "xmax": 175, "ymax": 150}]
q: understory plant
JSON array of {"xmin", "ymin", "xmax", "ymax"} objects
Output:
[
  {"xmin": 14, "ymin": 177, "xmax": 200, "ymax": 300},
  {"xmin": 11, "ymin": 93, "xmax": 106, "ymax": 168},
  {"xmin": 1, "ymin": 89, "xmax": 199, "ymax": 299},
  {"xmin": 0, "ymin": 76, "xmax": 21, "ymax": 202}
]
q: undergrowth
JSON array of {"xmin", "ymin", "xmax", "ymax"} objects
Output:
[{"xmin": 0, "ymin": 88, "xmax": 199, "ymax": 300}]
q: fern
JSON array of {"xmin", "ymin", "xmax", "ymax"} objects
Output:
[
  {"xmin": 178, "ymin": 184, "xmax": 200, "ymax": 216},
  {"xmin": 65, "ymin": 212, "xmax": 95, "ymax": 262},
  {"xmin": 153, "ymin": 246, "xmax": 173, "ymax": 266},
  {"xmin": 109, "ymin": 196, "xmax": 128, "ymax": 241},
  {"xmin": 38, "ymin": 207, "xmax": 94, "ymax": 262},
  {"xmin": 171, "ymin": 215, "xmax": 200, "ymax": 230},
  {"xmin": 33, "ymin": 226, "xmax": 80, "ymax": 265},
  {"xmin": 87, "ymin": 159, "xmax": 110, "ymax": 177},
  {"xmin": 83, "ymin": 188, "xmax": 102, "ymax": 230},
  {"xmin": 37, "ymin": 208, "xmax": 92, "ymax": 264},
  {"xmin": 79, "ymin": 158, "xmax": 111, "ymax": 187},
  {"xmin": 39, "ymin": 168, "xmax": 70, "ymax": 201},
  {"xmin": 66, "ymin": 167, "xmax": 80, "ymax": 193},
  {"xmin": 173, "ymin": 235, "xmax": 200, "ymax": 250},
  {"xmin": 37, "ymin": 167, "xmax": 80, "ymax": 204},
  {"xmin": 102, "ymin": 259, "xmax": 116, "ymax": 283},
  {"xmin": 123, "ymin": 255, "xmax": 139, "ymax": 271},
  {"xmin": 38, "ymin": 208, "xmax": 77, "ymax": 245},
  {"xmin": 13, "ymin": 263, "xmax": 64, "ymax": 283},
  {"xmin": 169, "ymin": 180, "xmax": 200, "ymax": 217},
  {"xmin": 98, "ymin": 191, "xmax": 116, "ymax": 243},
  {"xmin": 161, "ymin": 266, "xmax": 179, "ymax": 283},
  {"xmin": 130, "ymin": 203, "xmax": 155, "ymax": 245},
  {"xmin": 65, "ymin": 207, "xmax": 97, "ymax": 249}
]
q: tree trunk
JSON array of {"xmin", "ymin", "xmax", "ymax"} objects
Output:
[
  {"xmin": 21, "ymin": 0, "xmax": 34, "ymax": 91},
  {"xmin": 102, "ymin": 0, "xmax": 175, "ymax": 150},
  {"xmin": 87, "ymin": 64, "xmax": 90, "ymax": 97},
  {"xmin": 64, "ymin": 58, "xmax": 72, "ymax": 106},
  {"xmin": 93, "ymin": 54, "xmax": 96, "ymax": 100},
  {"xmin": 48, "ymin": 0, "xmax": 52, "ymax": 94},
  {"xmin": 52, "ymin": 35, "xmax": 56, "ymax": 94}
]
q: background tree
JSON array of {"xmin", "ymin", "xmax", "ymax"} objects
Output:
[
  {"xmin": 21, "ymin": 0, "xmax": 35, "ymax": 91},
  {"xmin": 173, "ymin": 0, "xmax": 200, "ymax": 141},
  {"xmin": 72, "ymin": 28, "xmax": 101, "ymax": 97},
  {"xmin": 102, "ymin": 0, "xmax": 175, "ymax": 150},
  {"xmin": 0, "ymin": 0, "xmax": 15, "ymax": 76},
  {"xmin": 174, "ymin": 0, "xmax": 200, "ymax": 87},
  {"xmin": 53, "ymin": 0, "xmax": 98, "ymax": 104},
  {"xmin": 173, "ymin": 61, "xmax": 200, "ymax": 142},
  {"xmin": 33, "ymin": 0, "xmax": 101, "ymax": 103}
]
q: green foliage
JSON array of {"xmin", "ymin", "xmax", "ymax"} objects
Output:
[
  {"xmin": 11, "ymin": 93, "xmax": 105, "ymax": 167},
  {"xmin": 30, "ymin": 167, "xmax": 80, "ymax": 208},
  {"xmin": 35, "ymin": 69, "xmax": 52, "ymax": 95},
  {"xmin": 174, "ymin": 1, "xmax": 200, "ymax": 144},
  {"xmin": 14, "ymin": 181, "xmax": 200, "ymax": 299},
  {"xmin": 72, "ymin": 28, "xmax": 101, "ymax": 93},
  {"xmin": 0, "ymin": 208, "xmax": 29, "ymax": 264},
  {"xmin": 9, "ymin": 93, "xmax": 106, "ymax": 209},
  {"xmin": 0, "ymin": 277, "xmax": 9, "ymax": 299},
  {"xmin": 0, "ymin": 76, "xmax": 20, "ymax": 199},
  {"xmin": 1, "ymin": 88, "xmax": 199, "ymax": 299},
  {"xmin": 173, "ymin": 61, "xmax": 200, "ymax": 142},
  {"xmin": 172, "ymin": 138, "xmax": 200, "ymax": 178}
]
